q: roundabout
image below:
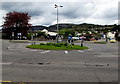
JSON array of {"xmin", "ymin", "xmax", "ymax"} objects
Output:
[{"xmin": 26, "ymin": 43, "xmax": 89, "ymax": 50}]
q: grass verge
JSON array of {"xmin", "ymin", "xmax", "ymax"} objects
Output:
[{"xmin": 26, "ymin": 43, "xmax": 89, "ymax": 50}]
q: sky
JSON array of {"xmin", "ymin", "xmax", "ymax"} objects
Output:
[{"xmin": 0, "ymin": 0, "xmax": 119, "ymax": 28}]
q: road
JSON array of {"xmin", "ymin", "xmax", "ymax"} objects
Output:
[{"xmin": 1, "ymin": 40, "xmax": 118, "ymax": 83}]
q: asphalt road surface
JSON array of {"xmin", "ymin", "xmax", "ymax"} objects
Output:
[{"xmin": 1, "ymin": 40, "xmax": 118, "ymax": 83}]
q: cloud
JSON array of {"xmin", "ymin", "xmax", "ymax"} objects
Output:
[
  {"xmin": 1, "ymin": 0, "xmax": 119, "ymax": 27},
  {"xmin": 2, "ymin": 2, "xmax": 44, "ymax": 16}
]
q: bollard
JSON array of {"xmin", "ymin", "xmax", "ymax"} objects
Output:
[{"xmin": 81, "ymin": 40, "xmax": 84, "ymax": 47}]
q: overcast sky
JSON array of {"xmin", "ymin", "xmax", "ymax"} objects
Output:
[{"xmin": 0, "ymin": 0, "xmax": 119, "ymax": 28}]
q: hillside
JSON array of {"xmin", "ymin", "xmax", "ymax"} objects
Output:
[{"xmin": 47, "ymin": 23, "xmax": 119, "ymax": 32}]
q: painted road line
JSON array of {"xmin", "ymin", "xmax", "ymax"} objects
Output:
[
  {"xmin": 41, "ymin": 50, "xmax": 50, "ymax": 53},
  {"xmin": 87, "ymin": 49, "xmax": 92, "ymax": 51},
  {"xmin": 96, "ymin": 55, "xmax": 118, "ymax": 58},
  {"xmin": 7, "ymin": 46, "xmax": 14, "ymax": 51},
  {"xmin": 8, "ymin": 48, "xmax": 13, "ymax": 51},
  {"xmin": 29, "ymin": 49, "xmax": 39, "ymax": 51},
  {"xmin": 78, "ymin": 50, "xmax": 84, "ymax": 52},
  {"xmin": 0, "ymin": 62, "xmax": 13, "ymax": 65},
  {"xmin": 65, "ymin": 51, "xmax": 68, "ymax": 54},
  {"xmin": 22, "ymin": 49, "xmax": 43, "ymax": 52}
]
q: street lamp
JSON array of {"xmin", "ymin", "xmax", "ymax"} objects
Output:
[{"xmin": 55, "ymin": 4, "xmax": 63, "ymax": 43}]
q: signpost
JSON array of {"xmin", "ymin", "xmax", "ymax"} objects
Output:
[
  {"xmin": 68, "ymin": 36, "xmax": 72, "ymax": 40},
  {"xmin": 80, "ymin": 36, "xmax": 85, "ymax": 47},
  {"xmin": 67, "ymin": 36, "xmax": 74, "ymax": 47},
  {"xmin": 12, "ymin": 32, "xmax": 14, "ymax": 40},
  {"xmin": 17, "ymin": 33, "xmax": 21, "ymax": 40}
]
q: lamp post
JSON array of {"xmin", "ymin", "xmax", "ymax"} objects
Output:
[{"xmin": 55, "ymin": 4, "xmax": 63, "ymax": 43}]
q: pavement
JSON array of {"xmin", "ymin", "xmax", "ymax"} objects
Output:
[{"xmin": 1, "ymin": 39, "xmax": 118, "ymax": 82}]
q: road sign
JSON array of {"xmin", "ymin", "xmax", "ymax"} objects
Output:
[
  {"xmin": 17, "ymin": 33, "xmax": 21, "ymax": 36},
  {"xmin": 68, "ymin": 36, "xmax": 72, "ymax": 40},
  {"xmin": 12, "ymin": 32, "xmax": 14, "ymax": 36}
]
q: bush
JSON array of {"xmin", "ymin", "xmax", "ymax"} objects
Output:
[
  {"xmin": 44, "ymin": 43, "xmax": 68, "ymax": 47},
  {"xmin": 64, "ymin": 43, "xmax": 68, "ymax": 46},
  {"xmin": 27, "ymin": 33, "xmax": 32, "ymax": 40},
  {"xmin": 40, "ymin": 43, "xmax": 77, "ymax": 47},
  {"xmin": 54, "ymin": 43, "xmax": 62, "ymax": 47},
  {"xmin": 60, "ymin": 43, "xmax": 68, "ymax": 46},
  {"xmin": 46, "ymin": 43, "xmax": 53, "ymax": 46},
  {"xmin": 40, "ymin": 43, "xmax": 45, "ymax": 45}
]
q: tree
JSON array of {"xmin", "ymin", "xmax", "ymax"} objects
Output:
[{"xmin": 2, "ymin": 11, "xmax": 31, "ymax": 39}]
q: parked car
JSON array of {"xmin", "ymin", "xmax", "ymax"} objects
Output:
[
  {"xmin": 110, "ymin": 39, "xmax": 116, "ymax": 43},
  {"xmin": 80, "ymin": 36, "xmax": 86, "ymax": 40}
]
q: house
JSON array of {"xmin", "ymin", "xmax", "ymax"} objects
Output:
[
  {"xmin": 41, "ymin": 29, "xmax": 57, "ymax": 40},
  {"xmin": 107, "ymin": 32, "xmax": 115, "ymax": 39}
]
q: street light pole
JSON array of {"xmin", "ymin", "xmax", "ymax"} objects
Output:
[
  {"xmin": 56, "ymin": 6, "xmax": 59, "ymax": 43},
  {"xmin": 55, "ymin": 4, "xmax": 63, "ymax": 43}
]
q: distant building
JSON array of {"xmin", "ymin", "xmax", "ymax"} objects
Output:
[
  {"xmin": 41, "ymin": 29, "xmax": 48, "ymax": 33},
  {"xmin": 47, "ymin": 32, "xmax": 57, "ymax": 36},
  {"xmin": 41, "ymin": 29, "xmax": 57, "ymax": 40},
  {"xmin": 107, "ymin": 32, "xmax": 115, "ymax": 39}
]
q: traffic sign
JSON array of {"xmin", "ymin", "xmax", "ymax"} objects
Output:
[{"xmin": 68, "ymin": 36, "xmax": 72, "ymax": 40}]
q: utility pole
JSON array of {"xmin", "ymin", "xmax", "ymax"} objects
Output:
[{"xmin": 55, "ymin": 4, "xmax": 63, "ymax": 43}]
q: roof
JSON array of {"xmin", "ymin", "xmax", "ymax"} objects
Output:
[{"xmin": 47, "ymin": 32, "xmax": 57, "ymax": 36}]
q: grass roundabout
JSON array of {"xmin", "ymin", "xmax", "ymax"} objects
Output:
[{"xmin": 26, "ymin": 43, "xmax": 89, "ymax": 50}]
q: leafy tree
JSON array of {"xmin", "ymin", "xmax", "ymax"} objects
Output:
[
  {"xmin": 37, "ymin": 32, "xmax": 45, "ymax": 37},
  {"xmin": 2, "ymin": 11, "xmax": 31, "ymax": 39},
  {"xmin": 59, "ymin": 29, "xmax": 75, "ymax": 39},
  {"xmin": 27, "ymin": 33, "xmax": 32, "ymax": 40}
]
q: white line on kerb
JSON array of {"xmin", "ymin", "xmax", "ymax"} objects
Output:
[
  {"xmin": 7, "ymin": 46, "xmax": 13, "ymax": 51},
  {"xmin": 0, "ymin": 62, "xmax": 13, "ymax": 65},
  {"xmin": 65, "ymin": 51, "xmax": 68, "ymax": 54},
  {"xmin": 88, "ymin": 49, "xmax": 92, "ymax": 51},
  {"xmin": 41, "ymin": 50, "xmax": 50, "ymax": 53},
  {"xmin": 78, "ymin": 50, "xmax": 84, "ymax": 52},
  {"xmin": 8, "ymin": 49, "xmax": 13, "ymax": 51}
]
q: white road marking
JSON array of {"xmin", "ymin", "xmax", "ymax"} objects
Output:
[
  {"xmin": 87, "ymin": 49, "xmax": 92, "ymax": 51},
  {"xmin": 96, "ymin": 55, "xmax": 118, "ymax": 57},
  {"xmin": 41, "ymin": 50, "xmax": 50, "ymax": 53},
  {"xmin": 65, "ymin": 51, "xmax": 68, "ymax": 54},
  {"xmin": 29, "ymin": 49, "xmax": 39, "ymax": 51},
  {"xmin": 7, "ymin": 46, "xmax": 14, "ymax": 51},
  {"xmin": 78, "ymin": 50, "xmax": 84, "ymax": 52},
  {"xmin": 8, "ymin": 49, "xmax": 13, "ymax": 51},
  {"xmin": 0, "ymin": 62, "xmax": 13, "ymax": 65}
]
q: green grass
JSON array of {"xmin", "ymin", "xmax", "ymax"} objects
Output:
[
  {"xmin": 94, "ymin": 41, "xmax": 108, "ymax": 44},
  {"xmin": 26, "ymin": 43, "xmax": 89, "ymax": 50}
]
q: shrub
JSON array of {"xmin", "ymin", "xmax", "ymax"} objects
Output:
[
  {"xmin": 40, "ymin": 43, "xmax": 45, "ymax": 45},
  {"xmin": 54, "ymin": 43, "xmax": 62, "ymax": 47},
  {"xmin": 27, "ymin": 33, "xmax": 32, "ymax": 40},
  {"xmin": 64, "ymin": 43, "xmax": 68, "ymax": 46},
  {"xmin": 46, "ymin": 43, "xmax": 53, "ymax": 46},
  {"xmin": 61, "ymin": 43, "xmax": 68, "ymax": 46}
]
